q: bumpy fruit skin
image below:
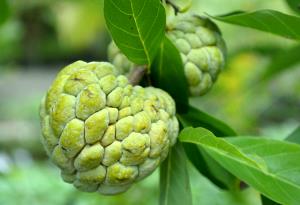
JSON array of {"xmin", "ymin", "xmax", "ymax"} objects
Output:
[
  {"xmin": 39, "ymin": 61, "xmax": 179, "ymax": 195},
  {"xmin": 108, "ymin": 42, "xmax": 134, "ymax": 78},
  {"xmin": 108, "ymin": 13, "xmax": 226, "ymax": 96},
  {"xmin": 167, "ymin": 14, "xmax": 226, "ymax": 96}
]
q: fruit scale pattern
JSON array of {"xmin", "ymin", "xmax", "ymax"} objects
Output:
[{"xmin": 39, "ymin": 61, "xmax": 179, "ymax": 195}]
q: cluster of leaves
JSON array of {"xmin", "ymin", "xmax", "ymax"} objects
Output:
[{"xmin": 103, "ymin": 0, "xmax": 300, "ymax": 204}]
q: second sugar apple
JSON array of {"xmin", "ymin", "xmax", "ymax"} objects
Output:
[{"xmin": 108, "ymin": 11, "xmax": 226, "ymax": 96}]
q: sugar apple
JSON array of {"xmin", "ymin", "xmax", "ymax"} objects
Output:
[
  {"xmin": 108, "ymin": 11, "xmax": 226, "ymax": 96},
  {"xmin": 39, "ymin": 61, "xmax": 179, "ymax": 195}
]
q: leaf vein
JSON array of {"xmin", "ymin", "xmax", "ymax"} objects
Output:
[
  {"xmin": 107, "ymin": 18, "xmax": 139, "ymax": 37},
  {"xmin": 130, "ymin": 0, "xmax": 150, "ymax": 65},
  {"xmin": 109, "ymin": 0, "xmax": 132, "ymax": 15}
]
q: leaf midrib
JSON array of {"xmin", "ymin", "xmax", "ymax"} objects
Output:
[
  {"xmin": 157, "ymin": 39, "xmax": 165, "ymax": 79},
  {"xmin": 180, "ymin": 137, "xmax": 300, "ymax": 191},
  {"xmin": 213, "ymin": 9, "xmax": 300, "ymax": 40},
  {"xmin": 129, "ymin": 0, "xmax": 151, "ymax": 66}
]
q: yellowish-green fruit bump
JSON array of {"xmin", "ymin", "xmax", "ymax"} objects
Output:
[{"xmin": 39, "ymin": 61, "xmax": 179, "ymax": 195}]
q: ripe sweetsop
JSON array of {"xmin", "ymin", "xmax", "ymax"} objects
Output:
[
  {"xmin": 39, "ymin": 61, "xmax": 179, "ymax": 195},
  {"xmin": 108, "ymin": 11, "xmax": 226, "ymax": 96}
]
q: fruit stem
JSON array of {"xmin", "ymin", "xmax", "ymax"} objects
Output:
[
  {"xmin": 128, "ymin": 65, "xmax": 147, "ymax": 85},
  {"xmin": 165, "ymin": 0, "xmax": 180, "ymax": 14}
]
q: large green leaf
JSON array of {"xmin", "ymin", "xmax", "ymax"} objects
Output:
[
  {"xmin": 179, "ymin": 127, "xmax": 300, "ymax": 205},
  {"xmin": 159, "ymin": 142, "xmax": 192, "ymax": 205},
  {"xmin": 286, "ymin": 0, "xmax": 300, "ymax": 14},
  {"xmin": 0, "ymin": 0, "xmax": 10, "ymax": 26},
  {"xmin": 261, "ymin": 195, "xmax": 281, "ymax": 205},
  {"xmin": 286, "ymin": 126, "xmax": 300, "ymax": 144},
  {"xmin": 178, "ymin": 105, "xmax": 237, "ymax": 137},
  {"xmin": 261, "ymin": 45, "xmax": 300, "ymax": 81},
  {"xmin": 150, "ymin": 37, "xmax": 189, "ymax": 113},
  {"xmin": 182, "ymin": 143, "xmax": 235, "ymax": 189},
  {"xmin": 104, "ymin": 0, "xmax": 166, "ymax": 65},
  {"xmin": 211, "ymin": 10, "xmax": 300, "ymax": 41},
  {"xmin": 189, "ymin": 163, "xmax": 262, "ymax": 205},
  {"xmin": 178, "ymin": 106, "xmax": 238, "ymax": 189}
]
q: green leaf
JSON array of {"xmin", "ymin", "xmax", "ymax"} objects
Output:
[
  {"xmin": 211, "ymin": 10, "xmax": 300, "ymax": 41},
  {"xmin": 178, "ymin": 106, "xmax": 238, "ymax": 189},
  {"xmin": 179, "ymin": 127, "xmax": 300, "ymax": 205},
  {"xmin": 286, "ymin": 0, "xmax": 300, "ymax": 14},
  {"xmin": 286, "ymin": 126, "xmax": 300, "ymax": 144},
  {"xmin": 183, "ymin": 143, "xmax": 238, "ymax": 189},
  {"xmin": 261, "ymin": 195, "xmax": 281, "ymax": 205},
  {"xmin": 160, "ymin": 142, "xmax": 192, "ymax": 205},
  {"xmin": 261, "ymin": 45, "xmax": 300, "ymax": 81},
  {"xmin": 178, "ymin": 105, "xmax": 237, "ymax": 137},
  {"xmin": 150, "ymin": 37, "xmax": 189, "ymax": 113},
  {"xmin": 104, "ymin": 0, "xmax": 166, "ymax": 65},
  {"xmin": 189, "ymin": 163, "xmax": 262, "ymax": 205},
  {"xmin": 0, "ymin": 0, "xmax": 10, "ymax": 26}
]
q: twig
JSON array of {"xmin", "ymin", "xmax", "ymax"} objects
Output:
[{"xmin": 128, "ymin": 66, "xmax": 147, "ymax": 85}]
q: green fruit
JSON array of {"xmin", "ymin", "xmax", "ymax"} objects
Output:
[
  {"xmin": 39, "ymin": 61, "xmax": 179, "ymax": 195},
  {"xmin": 108, "ymin": 11, "xmax": 226, "ymax": 96},
  {"xmin": 168, "ymin": 14, "xmax": 226, "ymax": 96},
  {"xmin": 107, "ymin": 42, "xmax": 135, "ymax": 77}
]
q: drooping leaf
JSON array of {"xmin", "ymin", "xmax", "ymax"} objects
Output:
[
  {"xmin": 227, "ymin": 137, "xmax": 300, "ymax": 205},
  {"xmin": 182, "ymin": 143, "xmax": 233, "ymax": 189},
  {"xmin": 189, "ymin": 163, "xmax": 262, "ymax": 205},
  {"xmin": 104, "ymin": 0, "xmax": 166, "ymax": 65},
  {"xmin": 178, "ymin": 106, "xmax": 238, "ymax": 189},
  {"xmin": 286, "ymin": 0, "xmax": 300, "ymax": 14},
  {"xmin": 200, "ymin": 148, "xmax": 239, "ymax": 189},
  {"xmin": 178, "ymin": 105, "xmax": 237, "ymax": 137},
  {"xmin": 211, "ymin": 10, "xmax": 300, "ymax": 41},
  {"xmin": 0, "ymin": 0, "xmax": 10, "ymax": 26},
  {"xmin": 179, "ymin": 127, "xmax": 300, "ymax": 205},
  {"xmin": 286, "ymin": 126, "xmax": 300, "ymax": 144},
  {"xmin": 151, "ymin": 37, "xmax": 189, "ymax": 113},
  {"xmin": 261, "ymin": 195, "xmax": 281, "ymax": 205},
  {"xmin": 261, "ymin": 45, "xmax": 300, "ymax": 81},
  {"xmin": 160, "ymin": 142, "xmax": 192, "ymax": 205}
]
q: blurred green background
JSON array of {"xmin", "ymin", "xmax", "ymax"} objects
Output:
[{"xmin": 0, "ymin": 0, "xmax": 299, "ymax": 204}]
